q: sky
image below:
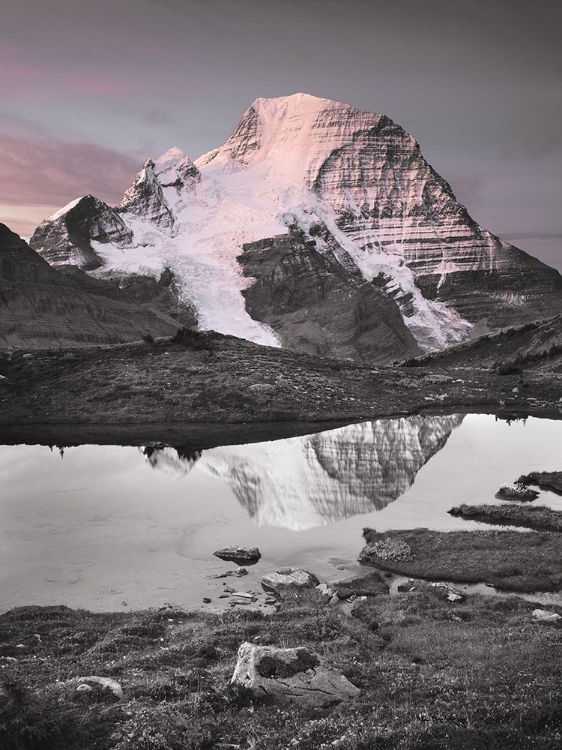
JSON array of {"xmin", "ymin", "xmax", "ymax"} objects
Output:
[{"xmin": 0, "ymin": 0, "xmax": 560, "ymax": 270}]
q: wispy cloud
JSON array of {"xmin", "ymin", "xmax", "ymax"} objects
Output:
[
  {"xmin": 0, "ymin": 129, "xmax": 145, "ymax": 236},
  {"xmin": 0, "ymin": 131, "xmax": 142, "ymax": 209}
]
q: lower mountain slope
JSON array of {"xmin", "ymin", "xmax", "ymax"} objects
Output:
[
  {"xmin": 0, "ymin": 224, "xmax": 183, "ymax": 348},
  {"xmin": 406, "ymin": 315, "xmax": 562, "ymax": 372}
]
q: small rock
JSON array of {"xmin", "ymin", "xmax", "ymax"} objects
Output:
[
  {"xmin": 496, "ymin": 483, "xmax": 539, "ymax": 501},
  {"xmin": 231, "ymin": 642, "xmax": 360, "ymax": 707},
  {"xmin": 76, "ymin": 683, "xmax": 93, "ymax": 694},
  {"xmin": 202, "ymin": 597, "xmax": 212, "ymax": 604},
  {"xmin": 512, "ymin": 387, "xmax": 519, "ymax": 394},
  {"xmin": 248, "ymin": 383, "xmax": 276, "ymax": 395},
  {"xmin": 430, "ymin": 582, "xmax": 465, "ymax": 603},
  {"xmin": 76, "ymin": 676, "xmax": 124, "ymax": 700},
  {"xmin": 316, "ymin": 583, "xmax": 336, "ymax": 603},
  {"xmin": 261, "ymin": 568, "xmax": 319, "ymax": 598},
  {"xmin": 532, "ymin": 609, "xmax": 562, "ymax": 623},
  {"xmin": 331, "ymin": 571, "xmax": 389, "ymax": 600},
  {"xmin": 213, "ymin": 546, "xmax": 261, "ymax": 565}
]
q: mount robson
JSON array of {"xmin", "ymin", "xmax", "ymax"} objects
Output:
[{"xmin": 9, "ymin": 92, "xmax": 560, "ymax": 361}]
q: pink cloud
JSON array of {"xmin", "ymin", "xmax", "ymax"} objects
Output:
[{"xmin": 0, "ymin": 131, "xmax": 142, "ymax": 208}]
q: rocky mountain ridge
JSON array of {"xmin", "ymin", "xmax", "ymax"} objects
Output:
[{"xmin": 30, "ymin": 94, "xmax": 562, "ymax": 361}]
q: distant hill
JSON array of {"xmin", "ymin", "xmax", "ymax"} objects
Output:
[
  {"xmin": 403, "ymin": 315, "xmax": 562, "ymax": 373},
  {"xmin": 0, "ymin": 223, "xmax": 188, "ymax": 348}
]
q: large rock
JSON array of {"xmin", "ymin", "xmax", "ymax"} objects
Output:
[
  {"xmin": 213, "ymin": 545, "xmax": 261, "ymax": 564},
  {"xmin": 231, "ymin": 642, "xmax": 360, "ymax": 707},
  {"xmin": 532, "ymin": 609, "xmax": 562, "ymax": 624},
  {"xmin": 261, "ymin": 568, "xmax": 319, "ymax": 598}
]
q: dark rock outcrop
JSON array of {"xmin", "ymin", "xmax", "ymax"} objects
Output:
[
  {"xmin": 238, "ymin": 231, "xmax": 420, "ymax": 363},
  {"xmin": 213, "ymin": 546, "xmax": 261, "ymax": 565}
]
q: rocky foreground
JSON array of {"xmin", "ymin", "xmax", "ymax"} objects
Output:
[
  {"xmin": 2, "ymin": 573, "xmax": 562, "ymax": 750},
  {"xmin": 1, "ymin": 327, "xmax": 561, "ymax": 440}
]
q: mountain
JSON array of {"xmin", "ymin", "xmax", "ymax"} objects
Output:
[
  {"xmin": 0, "ymin": 223, "xmax": 184, "ymax": 348},
  {"xmin": 144, "ymin": 415, "xmax": 463, "ymax": 530},
  {"xmin": 30, "ymin": 94, "xmax": 562, "ymax": 362}
]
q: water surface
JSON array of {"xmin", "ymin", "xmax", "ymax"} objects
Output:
[{"xmin": 1, "ymin": 414, "xmax": 560, "ymax": 612}]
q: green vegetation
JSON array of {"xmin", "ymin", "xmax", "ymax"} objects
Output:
[
  {"xmin": 449, "ymin": 504, "xmax": 562, "ymax": 532},
  {"xmin": 360, "ymin": 528, "xmax": 562, "ymax": 592},
  {"xmin": 1, "ymin": 590, "xmax": 562, "ymax": 749}
]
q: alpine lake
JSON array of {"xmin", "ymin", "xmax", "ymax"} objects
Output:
[{"xmin": 1, "ymin": 413, "xmax": 561, "ymax": 613}]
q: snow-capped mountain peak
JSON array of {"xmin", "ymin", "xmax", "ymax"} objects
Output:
[{"xmin": 30, "ymin": 94, "xmax": 562, "ymax": 360}]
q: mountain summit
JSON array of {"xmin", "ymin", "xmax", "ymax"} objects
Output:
[{"xmin": 30, "ymin": 94, "xmax": 562, "ymax": 362}]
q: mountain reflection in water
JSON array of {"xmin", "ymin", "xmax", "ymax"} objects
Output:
[{"xmin": 143, "ymin": 416, "xmax": 464, "ymax": 530}]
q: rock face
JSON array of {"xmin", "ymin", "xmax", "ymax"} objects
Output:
[
  {"xmin": 231, "ymin": 642, "xmax": 360, "ymax": 707},
  {"xmin": 30, "ymin": 94, "xmax": 562, "ymax": 361},
  {"xmin": 238, "ymin": 230, "xmax": 420, "ymax": 362},
  {"xmin": 30, "ymin": 195, "xmax": 132, "ymax": 270},
  {"xmin": 0, "ymin": 223, "xmax": 181, "ymax": 348}
]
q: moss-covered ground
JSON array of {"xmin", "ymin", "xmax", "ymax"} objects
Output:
[
  {"xmin": 360, "ymin": 528, "xmax": 562, "ymax": 592},
  {"xmin": 1, "ymin": 587, "xmax": 562, "ymax": 750}
]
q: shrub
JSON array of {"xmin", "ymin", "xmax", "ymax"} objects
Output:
[{"xmin": 496, "ymin": 362, "xmax": 522, "ymax": 376}]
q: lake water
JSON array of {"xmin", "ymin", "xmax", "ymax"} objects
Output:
[{"xmin": 1, "ymin": 414, "xmax": 561, "ymax": 613}]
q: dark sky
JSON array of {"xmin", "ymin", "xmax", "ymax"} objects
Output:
[{"xmin": 1, "ymin": 0, "xmax": 560, "ymax": 269}]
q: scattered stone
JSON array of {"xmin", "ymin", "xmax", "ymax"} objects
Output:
[
  {"xmin": 202, "ymin": 597, "xmax": 212, "ymax": 604},
  {"xmin": 231, "ymin": 642, "xmax": 360, "ymax": 707},
  {"xmin": 532, "ymin": 609, "xmax": 562, "ymax": 623},
  {"xmin": 208, "ymin": 568, "xmax": 249, "ymax": 579},
  {"xmin": 75, "ymin": 676, "xmax": 124, "ymax": 700},
  {"xmin": 213, "ymin": 546, "xmax": 261, "ymax": 565},
  {"xmin": 496, "ymin": 483, "xmax": 539, "ymax": 501},
  {"xmin": 261, "ymin": 568, "xmax": 319, "ymax": 598}
]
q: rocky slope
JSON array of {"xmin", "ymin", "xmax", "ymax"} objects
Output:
[
  {"xmin": 30, "ymin": 94, "xmax": 562, "ymax": 361},
  {"xmin": 144, "ymin": 415, "xmax": 462, "ymax": 529},
  {"xmin": 409, "ymin": 315, "xmax": 562, "ymax": 373},
  {"xmin": 0, "ymin": 223, "xmax": 183, "ymax": 348}
]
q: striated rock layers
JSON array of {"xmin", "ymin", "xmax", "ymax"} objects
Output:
[
  {"xmin": 146, "ymin": 415, "xmax": 464, "ymax": 530},
  {"xmin": 0, "ymin": 223, "xmax": 182, "ymax": 348},
  {"xmin": 30, "ymin": 94, "xmax": 562, "ymax": 361}
]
